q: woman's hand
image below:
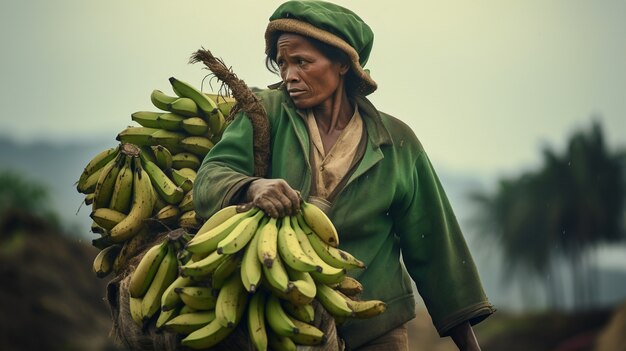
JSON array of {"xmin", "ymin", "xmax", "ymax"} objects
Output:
[
  {"xmin": 449, "ymin": 321, "xmax": 481, "ymax": 351},
  {"xmin": 246, "ymin": 178, "xmax": 301, "ymax": 218}
]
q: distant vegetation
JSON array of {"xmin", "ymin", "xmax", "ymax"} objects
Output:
[
  {"xmin": 471, "ymin": 121, "xmax": 626, "ymax": 309},
  {"xmin": 0, "ymin": 171, "xmax": 59, "ymax": 228}
]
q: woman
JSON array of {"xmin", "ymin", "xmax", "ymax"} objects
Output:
[{"xmin": 193, "ymin": 1, "xmax": 494, "ymax": 350}]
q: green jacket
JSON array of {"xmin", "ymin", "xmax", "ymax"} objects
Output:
[{"xmin": 193, "ymin": 88, "xmax": 494, "ymax": 349}]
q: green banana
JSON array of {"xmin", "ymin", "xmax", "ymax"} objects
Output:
[
  {"xmin": 140, "ymin": 153, "xmax": 184, "ymax": 205},
  {"xmin": 165, "ymin": 310, "xmax": 216, "ymax": 335},
  {"xmin": 151, "ymin": 145, "xmax": 173, "ymax": 170},
  {"xmin": 268, "ymin": 328, "xmax": 297, "ymax": 351},
  {"xmin": 77, "ymin": 167, "xmax": 104, "ymax": 194},
  {"xmin": 205, "ymin": 93, "xmax": 236, "ymax": 117},
  {"xmin": 180, "ymin": 316, "xmax": 234, "ymax": 350},
  {"xmin": 154, "ymin": 204, "xmax": 181, "ymax": 225},
  {"xmin": 214, "ymin": 271, "xmax": 247, "ymax": 328},
  {"xmin": 315, "ymin": 283, "xmax": 354, "ymax": 318},
  {"xmin": 171, "ymin": 152, "xmax": 201, "ymax": 170},
  {"xmin": 157, "ymin": 112, "xmax": 185, "ymax": 131},
  {"xmin": 109, "ymin": 159, "xmax": 154, "ymax": 243},
  {"xmin": 90, "ymin": 208, "xmax": 127, "ymax": 231},
  {"xmin": 170, "ymin": 97, "xmax": 200, "ymax": 117},
  {"xmin": 116, "ymin": 126, "xmax": 160, "ymax": 146},
  {"xmin": 211, "ymin": 253, "xmax": 242, "ymax": 289},
  {"xmin": 265, "ymin": 293, "xmax": 299, "ymax": 337},
  {"xmin": 277, "ymin": 216, "xmax": 319, "ymax": 272},
  {"xmin": 247, "ymin": 291, "xmax": 268, "ymax": 351},
  {"xmin": 301, "ymin": 202, "xmax": 340, "ymax": 247},
  {"xmin": 150, "ymin": 89, "xmax": 177, "ymax": 111},
  {"xmin": 178, "ymin": 190, "xmax": 194, "ymax": 213},
  {"xmin": 156, "ymin": 306, "xmax": 179, "ymax": 329},
  {"xmin": 180, "ymin": 251, "xmax": 228, "ymax": 277},
  {"xmin": 307, "ymin": 232, "xmax": 365, "ymax": 270},
  {"xmin": 217, "ymin": 210, "xmax": 265, "ymax": 254},
  {"xmin": 292, "ymin": 216, "xmax": 345, "ymax": 278},
  {"xmin": 84, "ymin": 193, "xmax": 95, "ymax": 206},
  {"xmin": 181, "ymin": 136, "xmax": 214, "ymax": 157},
  {"xmin": 161, "ymin": 275, "xmax": 192, "ymax": 312},
  {"xmin": 92, "ymin": 154, "xmax": 123, "ymax": 209},
  {"xmin": 186, "ymin": 207, "xmax": 258, "ymax": 254},
  {"xmin": 170, "ymin": 168, "xmax": 193, "ymax": 193},
  {"xmin": 129, "ymin": 295, "xmax": 144, "ymax": 326},
  {"xmin": 131, "ymin": 111, "xmax": 162, "ymax": 128},
  {"xmin": 262, "ymin": 250, "xmax": 292, "ymax": 294},
  {"xmin": 334, "ymin": 276, "xmax": 363, "ymax": 296},
  {"xmin": 109, "ymin": 155, "xmax": 134, "ymax": 214},
  {"xmin": 128, "ymin": 240, "xmax": 168, "ymax": 298},
  {"xmin": 284, "ymin": 266, "xmax": 316, "ymax": 305},
  {"xmin": 150, "ymin": 129, "xmax": 186, "ymax": 153},
  {"xmin": 91, "ymin": 233, "xmax": 112, "ymax": 249},
  {"xmin": 240, "ymin": 218, "xmax": 265, "ymax": 292},
  {"xmin": 287, "ymin": 317, "xmax": 326, "ymax": 346},
  {"xmin": 77, "ymin": 145, "xmax": 119, "ymax": 191},
  {"xmin": 179, "ymin": 210, "xmax": 202, "ymax": 231},
  {"xmin": 92, "ymin": 244, "xmax": 121, "ymax": 278},
  {"xmin": 283, "ymin": 301, "xmax": 315, "ymax": 324},
  {"xmin": 179, "ymin": 304, "xmax": 198, "ymax": 315},
  {"xmin": 182, "ymin": 117, "xmax": 209, "ymax": 136},
  {"xmin": 257, "ymin": 217, "xmax": 279, "ymax": 268},
  {"xmin": 176, "ymin": 286, "xmax": 217, "ymax": 311},
  {"xmin": 141, "ymin": 244, "xmax": 179, "ymax": 320},
  {"xmin": 176, "ymin": 167, "xmax": 197, "ymax": 181},
  {"xmin": 343, "ymin": 296, "xmax": 386, "ymax": 319},
  {"xmin": 168, "ymin": 77, "xmax": 219, "ymax": 118}
]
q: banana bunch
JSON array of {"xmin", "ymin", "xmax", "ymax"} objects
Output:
[
  {"xmin": 127, "ymin": 203, "xmax": 386, "ymax": 350},
  {"xmin": 117, "ymin": 77, "xmax": 236, "ymax": 158}
]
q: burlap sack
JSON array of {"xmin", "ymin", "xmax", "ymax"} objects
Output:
[{"xmin": 105, "ymin": 247, "xmax": 343, "ymax": 351}]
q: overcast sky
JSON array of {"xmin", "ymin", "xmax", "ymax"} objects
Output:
[{"xmin": 1, "ymin": 0, "xmax": 625, "ymax": 178}]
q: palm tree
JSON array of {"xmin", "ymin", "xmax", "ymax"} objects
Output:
[{"xmin": 471, "ymin": 121, "xmax": 626, "ymax": 309}]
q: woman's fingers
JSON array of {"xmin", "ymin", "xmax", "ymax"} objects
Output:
[{"xmin": 247, "ymin": 178, "xmax": 302, "ymax": 218}]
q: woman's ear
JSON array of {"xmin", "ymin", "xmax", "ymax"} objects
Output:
[{"xmin": 339, "ymin": 62, "xmax": 350, "ymax": 76}]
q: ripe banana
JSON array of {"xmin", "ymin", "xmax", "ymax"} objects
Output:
[
  {"xmin": 129, "ymin": 295, "xmax": 144, "ymax": 326},
  {"xmin": 128, "ymin": 240, "xmax": 168, "ymax": 298},
  {"xmin": 180, "ymin": 250, "xmax": 228, "ymax": 277},
  {"xmin": 268, "ymin": 328, "xmax": 297, "ymax": 351},
  {"xmin": 176, "ymin": 167, "xmax": 197, "ymax": 182},
  {"xmin": 217, "ymin": 210, "xmax": 264, "ymax": 255},
  {"xmin": 176, "ymin": 286, "xmax": 217, "ymax": 311},
  {"xmin": 262, "ymin": 251, "xmax": 292, "ymax": 294},
  {"xmin": 301, "ymin": 202, "xmax": 339, "ymax": 247},
  {"xmin": 180, "ymin": 316, "xmax": 234, "ymax": 350},
  {"xmin": 84, "ymin": 193, "xmax": 95, "ymax": 206},
  {"xmin": 151, "ymin": 145, "xmax": 173, "ymax": 170},
  {"xmin": 77, "ymin": 145, "xmax": 119, "ymax": 191},
  {"xmin": 116, "ymin": 126, "xmax": 160, "ymax": 146},
  {"xmin": 109, "ymin": 155, "xmax": 134, "ymax": 214},
  {"xmin": 179, "ymin": 210, "xmax": 202, "ymax": 231},
  {"xmin": 171, "ymin": 152, "xmax": 201, "ymax": 171},
  {"xmin": 307, "ymin": 232, "xmax": 365, "ymax": 270},
  {"xmin": 140, "ymin": 153, "xmax": 184, "ymax": 205},
  {"xmin": 156, "ymin": 306, "xmax": 179, "ymax": 329},
  {"xmin": 181, "ymin": 136, "xmax": 214, "ymax": 157},
  {"xmin": 247, "ymin": 291, "xmax": 268, "ymax": 351},
  {"xmin": 157, "ymin": 112, "xmax": 185, "ymax": 131},
  {"xmin": 277, "ymin": 216, "xmax": 319, "ymax": 272},
  {"xmin": 265, "ymin": 294, "xmax": 299, "ymax": 337},
  {"xmin": 334, "ymin": 276, "xmax": 363, "ymax": 296},
  {"xmin": 109, "ymin": 159, "xmax": 153, "ymax": 242},
  {"xmin": 182, "ymin": 117, "xmax": 209, "ymax": 136},
  {"xmin": 154, "ymin": 204, "xmax": 181, "ymax": 226},
  {"xmin": 92, "ymin": 244, "xmax": 121, "ymax": 278},
  {"xmin": 161, "ymin": 275, "xmax": 193, "ymax": 312},
  {"xmin": 92, "ymin": 154, "xmax": 123, "ymax": 209},
  {"xmin": 343, "ymin": 296, "xmax": 387, "ymax": 319},
  {"xmin": 283, "ymin": 301, "xmax": 315, "ymax": 324},
  {"xmin": 131, "ymin": 111, "xmax": 162, "ymax": 128},
  {"xmin": 165, "ymin": 310, "xmax": 216, "ymax": 335},
  {"xmin": 179, "ymin": 304, "xmax": 197, "ymax": 315},
  {"xmin": 214, "ymin": 271, "xmax": 247, "ymax": 328},
  {"xmin": 315, "ymin": 283, "xmax": 354, "ymax": 318},
  {"xmin": 90, "ymin": 208, "xmax": 127, "ymax": 231},
  {"xmin": 141, "ymin": 244, "xmax": 179, "ymax": 320},
  {"xmin": 194, "ymin": 205, "xmax": 239, "ymax": 237},
  {"xmin": 257, "ymin": 217, "xmax": 279, "ymax": 268},
  {"xmin": 292, "ymin": 217, "xmax": 345, "ymax": 278},
  {"xmin": 240, "ymin": 218, "xmax": 265, "ymax": 292},
  {"xmin": 150, "ymin": 89, "xmax": 177, "ymax": 111},
  {"xmin": 170, "ymin": 97, "xmax": 199, "ymax": 117},
  {"xmin": 178, "ymin": 190, "xmax": 194, "ymax": 213},
  {"xmin": 284, "ymin": 266, "xmax": 316, "ymax": 305},
  {"xmin": 186, "ymin": 207, "xmax": 258, "ymax": 254}
]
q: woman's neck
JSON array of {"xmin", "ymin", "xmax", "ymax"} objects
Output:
[{"xmin": 312, "ymin": 78, "xmax": 353, "ymax": 134}]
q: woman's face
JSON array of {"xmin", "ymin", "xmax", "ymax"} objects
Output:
[{"xmin": 276, "ymin": 33, "xmax": 348, "ymax": 110}]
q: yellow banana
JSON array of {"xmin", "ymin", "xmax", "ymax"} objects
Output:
[
  {"xmin": 154, "ymin": 204, "xmax": 180, "ymax": 226},
  {"xmin": 287, "ymin": 317, "xmax": 326, "ymax": 346},
  {"xmin": 179, "ymin": 304, "xmax": 197, "ymax": 315},
  {"xmin": 178, "ymin": 190, "xmax": 194, "ymax": 213},
  {"xmin": 277, "ymin": 216, "xmax": 319, "ymax": 272},
  {"xmin": 92, "ymin": 244, "xmax": 121, "ymax": 278},
  {"xmin": 141, "ymin": 244, "xmax": 179, "ymax": 320},
  {"xmin": 315, "ymin": 283, "xmax": 354, "ymax": 318},
  {"xmin": 128, "ymin": 240, "xmax": 168, "ymax": 298},
  {"xmin": 284, "ymin": 266, "xmax": 316, "ymax": 305},
  {"xmin": 90, "ymin": 208, "xmax": 127, "ymax": 231},
  {"xmin": 211, "ymin": 253, "xmax": 242, "ymax": 289},
  {"xmin": 84, "ymin": 193, "xmax": 95, "ymax": 206},
  {"xmin": 307, "ymin": 232, "xmax": 365, "ymax": 270},
  {"xmin": 129, "ymin": 295, "xmax": 144, "ymax": 326},
  {"xmin": 131, "ymin": 111, "xmax": 162, "ymax": 128},
  {"xmin": 194, "ymin": 205, "xmax": 238, "ymax": 237},
  {"xmin": 334, "ymin": 276, "xmax": 363, "ymax": 296},
  {"xmin": 155, "ymin": 306, "xmax": 179, "ymax": 330},
  {"xmin": 240, "ymin": 218, "xmax": 265, "ymax": 292},
  {"xmin": 112, "ymin": 226, "xmax": 151, "ymax": 273},
  {"xmin": 301, "ymin": 202, "xmax": 339, "ymax": 247},
  {"xmin": 182, "ymin": 117, "xmax": 209, "ymax": 136},
  {"xmin": 257, "ymin": 217, "xmax": 279, "ymax": 268},
  {"xmin": 186, "ymin": 207, "xmax": 258, "ymax": 254},
  {"xmin": 179, "ymin": 210, "xmax": 203, "ymax": 231},
  {"xmin": 283, "ymin": 301, "xmax": 315, "ymax": 324},
  {"xmin": 109, "ymin": 155, "xmax": 134, "ymax": 214},
  {"xmin": 262, "ymin": 251, "xmax": 292, "ymax": 295},
  {"xmin": 217, "ymin": 210, "xmax": 265, "ymax": 254},
  {"xmin": 181, "ymin": 136, "xmax": 214, "ymax": 157},
  {"xmin": 176, "ymin": 286, "xmax": 217, "ymax": 311},
  {"xmin": 170, "ymin": 97, "xmax": 199, "ymax": 117},
  {"xmin": 161, "ymin": 275, "xmax": 192, "ymax": 312},
  {"xmin": 150, "ymin": 89, "xmax": 177, "ymax": 111},
  {"xmin": 247, "ymin": 291, "xmax": 268, "ymax": 351},
  {"xmin": 171, "ymin": 152, "xmax": 201, "ymax": 171},
  {"xmin": 77, "ymin": 145, "xmax": 119, "ymax": 191},
  {"xmin": 343, "ymin": 296, "xmax": 387, "ymax": 319},
  {"xmin": 292, "ymin": 217, "xmax": 346, "ymax": 280},
  {"xmin": 214, "ymin": 271, "xmax": 247, "ymax": 328},
  {"xmin": 165, "ymin": 310, "xmax": 216, "ymax": 335},
  {"xmin": 268, "ymin": 328, "xmax": 297, "ymax": 351},
  {"xmin": 109, "ymin": 159, "xmax": 154, "ymax": 243},
  {"xmin": 180, "ymin": 251, "xmax": 228, "ymax": 278}
]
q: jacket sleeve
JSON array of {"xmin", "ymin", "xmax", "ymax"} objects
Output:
[
  {"xmin": 192, "ymin": 112, "xmax": 260, "ymax": 219},
  {"xmin": 396, "ymin": 150, "xmax": 495, "ymax": 336}
]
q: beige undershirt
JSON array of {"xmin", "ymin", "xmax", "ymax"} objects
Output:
[{"xmin": 302, "ymin": 106, "xmax": 363, "ymax": 200}]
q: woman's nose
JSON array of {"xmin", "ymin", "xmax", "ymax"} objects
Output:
[{"xmin": 282, "ymin": 65, "xmax": 300, "ymax": 83}]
